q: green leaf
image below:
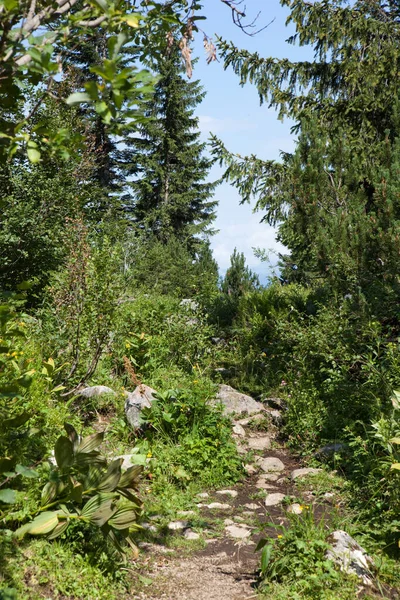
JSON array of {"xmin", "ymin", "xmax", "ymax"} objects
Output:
[
  {"xmin": 27, "ymin": 145, "xmax": 41, "ymax": 163},
  {"xmin": 97, "ymin": 458, "xmax": 122, "ymax": 492},
  {"xmin": 15, "ymin": 511, "xmax": 59, "ymax": 538},
  {"xmin": 0, "ymin": 488, "xmax": 16, "ymax": 504},
  {"xmin": 15, "ymin": 464, "xmax": 38, "ymax": 478},
  {"xmin": 261, "ymin": 544, "xmax": 273, "ymax": 574},
  {"xmin": 81, "ymin": 493, "xmax": 115, "ymax": 519},
  {"xmin": 119, "ymin": 464, "xmax": 142, "ymax": 488},
  {"xmin": 64, "ymin": 423, "xmax": 80, "ymax": 452},
  {"xmin": 77, "ymin": 432, "xmax": 104, "ymax": 454},
  {"xmin": 54, "ymin": 436, "xmax": 74, "ymax": 469},
  {"xmin": 3, "ymin": 411, "xmax": 30, "ymax": 428},
  {"xmin": 47, "ymin": 518, "xmax": 69, "ymax": 540},
  {"xmin": 66, "ymin": 92, "xmax": 92, "ymax": 106},
  {"xmin": 41, "ymin": 481, "xmax": 58, "ymax": 506},
  {"xmin": 70, "ymin": 482, "xmax": 83, "ymax": 503},
  {"xmin": 123, "ymin": 13, "xmax": 141, "ymax": 28},
  {"xmin": 91, "ymin": 500, "xmax": 117, "ymax": 527},
  {"xmin": 109, "ymin": 507, "xmax": 138, "ymax": 530},
  {"xmin": 0, "ymin": 458, "xmax": 14, "ymax": 474}
]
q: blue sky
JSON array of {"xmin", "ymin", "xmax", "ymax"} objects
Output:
[{"xmin": 190, "ymin": 0, "xmax": 311, "ymax": 279}]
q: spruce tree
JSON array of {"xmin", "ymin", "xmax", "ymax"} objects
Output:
[
  {"xmin": 212, "ymin": 0, "xmax": 400, "ymax": 312},
  {"xmin": 123, "ymin": 42, "xmax": 218, "ymax": 248},
  {"xmin": 222, "ymin": 248, "xmax": 260, "ymax": 299}
]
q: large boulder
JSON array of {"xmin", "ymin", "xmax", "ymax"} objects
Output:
[
  {"xmin": 79, "ymin": 385, "xmax": 116, "ymax": 398},
  {"xmin": 125, "ymin": 385, "xmax": 158, "ymax": 429},
  {"xmin": 212, "ymin": 385, "xmax": 265, "ymax": 416},
  {"xmin": 326, "ymin": 530, "xmax": 375, "ymax": 586}
]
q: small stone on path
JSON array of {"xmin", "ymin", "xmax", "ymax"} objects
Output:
[
  {"xmin": 287, "ymin": 503, "xmax": 303, "ymax": 514},
  {"xmin": 244, "ymin": 464, "xmax": 257, "ymax": 475},
  {"xmin": 184, "ymin": 529, "xmax": 200, "ymax": 540},
  {"xmin": 248, "ymin": 436, "xmax": 271, "ymax": 451},
  {"xmin": 232, "ymin": 423, "xmax": 246, "ymax": 437},
  {"xmin": 207, "ymin": 503, "xmax": 231, "ymax": 510},
  {"xmin": 244, "ymin": 503, "xmax": 259, "ymax": 510},
  {"xmin": 256, "ymin": 479, "xmax": 279, "ymax": 490},
  {"xmin": 265, "ymin": 493, "xmax": 286, "ymax": 507},
  {"xmin": 216, "ymin": 490, "xmax": 238, "ymax": 498},
  {"xmin": 225, "ymin": 525, "xmax": 252, "ymax": 539},
  {"xmin": 291, "ymin": 468, "xmax": 322, "ymax": 481},
  {"xmin": 197, "ymin": 492, "xmax": 209, "ymax": 499},
  {"xmin": 224, "ymin": 519, "xmax": 234, "ymax": 526},
  {"xmin": 178, "ymin": 510, "xmax": 195, "ymax": 516},
  {"xmin": 256, "ymin": 456, "xmax": 285, "ymax": 473},
  {"xmin": 262, "ymin": 473, "xmax": 279, "ymax": 481},
  {"xmin": 168, "ymin": 520, "xmax": 189, "ymax": 531},
  {"xmin": 234, "ymin": 516, "xmax": 244, "ymax": 522}
]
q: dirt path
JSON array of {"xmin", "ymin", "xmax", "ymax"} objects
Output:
[{"xmin": 131, "ymin": 414, "xmax": 315, "ymax": 600}]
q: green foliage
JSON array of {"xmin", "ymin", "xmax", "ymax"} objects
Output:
[
  {"xmin": 125, "ymin": 41, "xmax": 218, "ymax": 245},
  {"xmin": 17, "ymin": 423, "xmax": 142, "ymax": 553},
  {"xmin": 257, "ymin": 507, "xmax": 358, "ymax": 599},
  {"xmin": 41, "ymin": 221, "xmax": 125, "ymax": 390}
]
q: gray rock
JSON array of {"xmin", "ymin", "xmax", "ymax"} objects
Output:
[
  {"xmin": 216, "ymin": 490, "xmax": 238, "ymax": 498},
  {"xmin": 266, "ymin": 408, "xmax": 283, "ymax": 427},
  {"xmin": 256, "ymin": 456, "xmax": 285, "ymax": 473},
  {"xmin": 256, "ymin": 479, "xmax": 279, "ymax": 490},
  {"xmin": 265, "ymin": 493, "xmax": 286, "ymax": 507},
  {"xmin": 232, "ymin": 423, "xmax": 246, "ymax": 437},
  {"xmin": 184, "ymin": 529, "xmax": 200, "ymax": 540},
  {"xmin": 237, "ymin": 413, "xmax": 266, "ymax": 426},
  {"xmin": 225, "ymin": 525, "xmax": 251, "ymax": 539},
  {"xmin": 224, "ymin": 519, "xmax": 235, "ymax": 526},
  {"xmin": 196, "ymin": 492, "xmax": 209, "ymax": 499},
  {"xmin": 168, "ymin": 520, "xmax": 189, "ymax": 531},
  {"xmin": 244, "ymin": 464, "xmax": 257, "ymax": 475},
  {"xmin": 287, "ymin": 503, "xmax": 303, "ymax": 515},
  {"xmin": 291, "ymin": 467, "xmax": 322, "ymax": 481},
  {"xmin": 248, "ymin": 436, "xmax": 271, "ymax": 451},
  {"xmin": 326, "ymin": 530, "xmax": 375, "ymax": 586},
  {"xmin": 79, "ymin": 385, "xmax": 115, "ymax": 398},
  {"xmin": 212, "ymin": 385, "xmax": 265, "ymax": 416},
  {"xmin": 207, "ymin": 502, "xmax": 231, "ymax": 510},
  {"xmin": 124, "ymin": 384, "xmax": 157, "ymax": 429},
  {"xmin": 261, "ymin": 473, "xmax": 279, "ymax": 482}
]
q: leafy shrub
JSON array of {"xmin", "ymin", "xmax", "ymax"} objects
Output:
[{"xmin": 17, "ymin": 423, "xmax": 142, "ymax": 554}]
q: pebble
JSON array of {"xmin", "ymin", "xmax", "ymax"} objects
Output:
[
  {"xmin": 265, "ymin": 493, "xmax": 286, "ymax": 507},
  {"xmin": 291, "ymin": 468, "xmax": 322, "ymax": 481},
  {"xmin": 225, "ymin": 525, "xmax": 252, "ymax": 539},
  {"xmin": 234, "ymin": 516, "xmax": 244, "ymax": 522},
  {"xmin": 177, "ymin": 510, "xmax": 195, "ymax": 516},
  {"xmin": 256, "ymin": 456, "xmax": 285, "ymax": 473},
  {"xmin": 224, "ymin": 518, "xmax": 235, "ymax": 526},
  {"xmin": 168, "ymin": 520, "xmax": 189, "ymax": 531},
  {"xmin": 247, "ymin": 436, "xmax": 271, "ymax": 451},
  {"xmin": 287, "ymin": 503, "xmax": 303, "ymax": 514},
  {"xmin": 184, "ymin": 529, "xmax": 200, "ymax": 540},
  {"xmin": 262, "ymin": 473, "xmax": 279, "ymax": 482},
  {"xmin": 244, "ymin": 503, "xmax": 259, "ymax": 510},
  {"xmin": 197, "ymin": 492, "xmax": 209, "ymax": 499},
  {"xmin": 244, "ymin": 464, "xmax": 257, "ymax": 475},
  {"xmin": 216, "ymin": 490, "xmax": 238, "ymax": 498},
  {"xmin": 232, "ymin": 423, "xmax": 246, "ymax": 437},
  {"xmin": 256, "ymin": 479, "xmax": 279, "ymax": 490},
  {"xmin": 207, "ymin": 503, "xmax": 231, "ymax": 510}
]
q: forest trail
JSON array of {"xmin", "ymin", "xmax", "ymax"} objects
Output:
[{"xmin": 132, "ymin": 414, "xmax": 320, "ymax": 600}]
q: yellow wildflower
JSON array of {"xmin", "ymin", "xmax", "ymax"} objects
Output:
[
  {"xmin": 193, "ymin": 380, "xmax": 199, "ymax": 384},
  {"xmin": 277, "ymin": 535, "xmax": 283, "ymax": 539},
  {"xmin": 147, "ymin": 452, "xmax": 152, "ymax": 458}
]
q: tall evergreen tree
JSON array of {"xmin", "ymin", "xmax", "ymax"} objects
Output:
[
  {"xmin": 212, "ymin": 0, "xmax": 400, "ymax": 312},
  {"xmin": 123, "ymin": 43, "xmax": 218, "ymax": 247}
]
